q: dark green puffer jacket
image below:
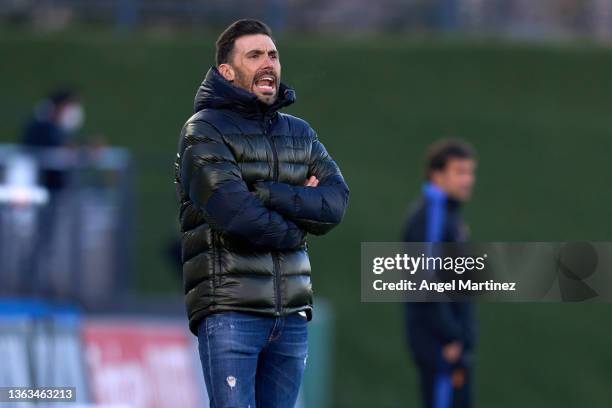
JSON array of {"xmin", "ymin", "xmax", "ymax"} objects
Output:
[{"xmin": 175, "ymin": 67, "xmax": 349, "ymax": 335}]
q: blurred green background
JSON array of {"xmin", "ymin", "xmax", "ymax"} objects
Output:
[{"xmin": 1, "ymin": 29, "xmax": 612, "ymax": 407}]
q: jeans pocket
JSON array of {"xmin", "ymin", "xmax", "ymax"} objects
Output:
[{"xmin": 204, "ymin": 313, "xmax": 222, "ymax": 336}]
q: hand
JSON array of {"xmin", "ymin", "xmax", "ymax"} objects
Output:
[
  {"xmin": 442, "ymin": 341, "xmax": 463, "ymax": 364},
  {"xmin": 304, "ymin": 176, "xmax": 319, "ymax": 187},
  {"xmin": 252, "ymin": 181, "xmax": 270, "ymax": 204}
]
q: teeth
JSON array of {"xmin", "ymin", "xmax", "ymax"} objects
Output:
[{"xmin": 255, "ymin": 74, "xmax": 275, "ymax": 91}]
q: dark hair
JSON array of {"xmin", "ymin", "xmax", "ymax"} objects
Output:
[
  {"xmin": 216, "ymin": 19, "xmax": 273, "ymax": 66},
  {"xmin": 49, "ymin": 88, "xmax": 79, "ymax": 106},
  {"xmin": 425, "ymin": 138, "xmax": 476, "ymax": 179}
]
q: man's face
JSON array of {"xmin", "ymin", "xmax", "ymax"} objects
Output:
[
  {"xmin": 431, "ymin": 158, "xmax": 476, "ymax": 202},
  {"xmin": 219, "ymin": 34, "xmax": 281, "ymax": 105},
  {"xmin": 55, "ymin": 101, "xmax": 84, "ymax": 133}
]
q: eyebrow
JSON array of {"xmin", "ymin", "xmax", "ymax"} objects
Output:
[{"xmin": 245, "ymin": 49, "xmax": 278, "ymax": 57}]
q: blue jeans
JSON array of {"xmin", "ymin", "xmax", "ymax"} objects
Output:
[{"xmin": 197, "ymin": 311, "xmax": 308, "ymax": 408}]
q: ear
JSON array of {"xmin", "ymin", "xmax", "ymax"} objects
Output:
[
  {"xmin": 430, "ymin": 171, "xmax": 443, "ymax": 187},
  {"xmin": 218, "ymin": 63, "xmax": 235, "ymax": 82}
]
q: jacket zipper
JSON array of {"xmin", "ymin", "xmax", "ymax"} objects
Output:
[
  {"xmin": 265, "ymin": 118, "xmax": 279, "ymax": 180},
  {"xmin": 262, "ymin": 116, "xmax": 282, "ymax": 316},
  {"xmin": 211, "ymin": 230, "xmax": 219, "ymax": 301}
]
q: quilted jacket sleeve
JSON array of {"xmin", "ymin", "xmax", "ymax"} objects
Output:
[
  {"xmin": 254, "ymin": 131, "xmax": 349, "ymax": 236},
  {"xmin": 178, "ymin": 119, "xmax": 305, "ymax": 250}
]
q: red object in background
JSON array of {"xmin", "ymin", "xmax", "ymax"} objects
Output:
[{"xmin": 82, "ymin": 319, "xmax": 204, "ymax": 408}]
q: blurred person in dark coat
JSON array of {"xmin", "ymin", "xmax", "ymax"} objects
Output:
[
  {"xmin": 20, "ymin": 89, "xmax": 84, "ymax": 295},
  {"xmin": 22, "ymin": 89, "xmax": 84, "ymax": 191},
  {"xmin": 403, "ymin": 139, "xmax": 478, "ymax": 408}
]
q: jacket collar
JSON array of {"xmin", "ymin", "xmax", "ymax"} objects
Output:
[
  {"xmin": 422, "ymin": 182, "xmax": 462, "ymax": 210},
  {"xmin": 194, "ymin": 67, "xmax": 296, "ymax": 119}
]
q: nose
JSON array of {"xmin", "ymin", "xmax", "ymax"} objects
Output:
[
  {"xmin": 261, "ymin": 59, "xmax": 273, "ymax": 70},
  {"xmin": 261, "ymin": 54, "xmax": 276, "ymax": 69}
]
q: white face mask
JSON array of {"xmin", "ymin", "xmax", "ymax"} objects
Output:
[{"xmin": 58, "ymin": 104, "xmax": 84, "ymax": 133}]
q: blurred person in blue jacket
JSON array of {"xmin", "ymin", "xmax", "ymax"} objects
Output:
[{"xmin": 403, "ymin": 139, "xmax": 478, "ymax": 408}]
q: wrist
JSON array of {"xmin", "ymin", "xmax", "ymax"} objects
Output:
[{"xmin": 253, "ymin": 181, "xmax": 271, "ymax": 205}]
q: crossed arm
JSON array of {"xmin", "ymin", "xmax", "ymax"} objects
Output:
[
  {"xmin": 179, "ymin": 120, "xmax": 305, "ymax": 250},
  {"xmin": 178, "ymin": 120, "xmax": 349, "ymax": 250},
  {"xmin": 252, "ymin": 132, "xmax": 350, "ymax": 236}
]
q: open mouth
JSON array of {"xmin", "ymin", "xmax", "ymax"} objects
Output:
[{"xmin": 254, "ymin": 74, "xmax": 276, "ymax": 94}]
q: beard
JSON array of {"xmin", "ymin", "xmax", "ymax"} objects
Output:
[{"xmin": 233, "ymin": 66, "xmax": 279, "ymax": 105}]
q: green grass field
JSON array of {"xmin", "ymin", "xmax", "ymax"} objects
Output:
[{"xmin": 2, "ymin": 29, "xmax": 612, "ymax": 407}]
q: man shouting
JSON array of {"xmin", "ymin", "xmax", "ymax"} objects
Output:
[{"xmin": 174, "ymin": 19, "xmax": 349, "ymax": 408}]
